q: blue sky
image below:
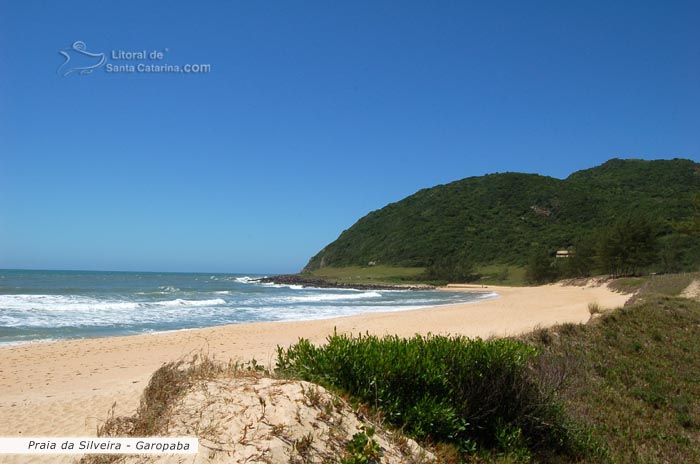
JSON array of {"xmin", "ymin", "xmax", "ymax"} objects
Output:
[{"xmin": 1, "ymin": 1, "xmax": 698, "ymax": 273}]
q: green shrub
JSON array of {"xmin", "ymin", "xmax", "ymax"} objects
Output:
[
  {"xmin": 341, "ymin": 425, "xmax": 383, "ymax": 464},
  {"xmin": 277, "ymin": 333, "xmax": 576, "ymax": 458}
]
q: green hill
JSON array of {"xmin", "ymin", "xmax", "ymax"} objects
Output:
[{"xmin": 304, "ymin": 158, "xmax": 700, "ymax": 275}]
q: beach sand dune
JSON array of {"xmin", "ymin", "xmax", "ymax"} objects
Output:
[
  {"xmin": 96, "ymin": 374, "xmax": 431, "ymax": 464},
  {"xmin": 0, "ymin": 282, "xmax": 629, "ymax": 463}
]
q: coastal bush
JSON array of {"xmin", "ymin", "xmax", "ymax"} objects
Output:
[{"xmin": 276, "ymin": 333, "xmax": 578, "ymax": 459}]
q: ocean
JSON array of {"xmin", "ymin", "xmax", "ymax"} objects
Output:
[{"xmin": 0, "ymin": 269, "xmax": 496, "ymax": 346}]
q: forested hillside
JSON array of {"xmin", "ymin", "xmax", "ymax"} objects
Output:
[{"xmin": 304, "ymin": 158, "xmax": 700, "ymax": 278}]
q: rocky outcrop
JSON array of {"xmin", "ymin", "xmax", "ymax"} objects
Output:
[{"xmin": 254, "ymin": 274, "xmax": 434, "ymax": 291}]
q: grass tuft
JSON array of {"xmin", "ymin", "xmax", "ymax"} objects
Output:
[{"xmin": 588, "ymin": 302, "xmax": 602, "ymax": 318}]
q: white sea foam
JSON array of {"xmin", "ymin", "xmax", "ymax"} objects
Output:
[
  {"xmin": 153, "ymin": 298, "xmax": 226, "ymax": 307},
  {"xmin": 258, "ymin": 282, "xmax": 306, "ymax": 290},
  {"xmin": 248, "ymin": 303, "xmax": 431, "ymax": 322},
  {"xmin": 476, "ymin": 292, "xmax": 499, "ymax": 300},
  {"xmin": 0, "ymin": 338, "xmax": 58, "ymax": 347},
  {"xmin": 265, "ymin": 291, "xmax": 383, "ymax": 304},
  {"xmin": 0, "ymin": 295, "xmax": 141, "ymax": 312},
  {"xmin": 0, "ymin": 294, "xmax": 230, "ymax": 329},
  {"xmin": 0, "ymin": 299, "xmax": 230, "ymax": 330},
  {"xmin": 158, "ymin": 286, "xmax": 180, "ymax": 292},
  {"xmin": 0, "ymin": 294, "xmax": 227, "ymax": 310},
  {"xmin": 0, "ymin": 274, "xmax": 493, "ymax": 345},
  {"xmin": 234, "ymin": 276, "xmax": 308, "ymax": 290}
]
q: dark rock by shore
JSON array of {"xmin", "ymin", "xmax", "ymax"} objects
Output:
[{"xmin": 253, "ymin": 274, "xmax": 434, "ymax": 291}]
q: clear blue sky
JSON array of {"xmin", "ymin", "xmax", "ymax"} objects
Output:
[{"xmin": 1, "ymin": 1, "xmax": 698, "ymax": 273}]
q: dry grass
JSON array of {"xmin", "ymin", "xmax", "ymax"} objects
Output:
[
  {"xmin": 78, "ymin": 354, "xmax": 265, "ymax": 464},
  {"xmin": 588, "ymin": 302, "xmax": 602, "ymax": 317}
]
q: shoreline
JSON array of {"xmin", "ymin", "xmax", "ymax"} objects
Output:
[
  {"xmin": 0, "ymin": 288, "xmax": 494, "ymax": 349},
  {"xmin": 0, "ymin": 282, "xmax": 629, "ymax": 463}
]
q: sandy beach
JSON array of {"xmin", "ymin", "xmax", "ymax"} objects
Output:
[{"xmin": 0, "ymin": 282, "xmax": 629, "ymax": 463}]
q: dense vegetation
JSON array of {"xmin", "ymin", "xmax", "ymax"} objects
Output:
[
  {"xmin": 277, "ymin": 333, "xmax": 589, "ymax": 462},
  {"xmin": 304, "ymin": 158, "xmax": 700, "ymax": 280}
]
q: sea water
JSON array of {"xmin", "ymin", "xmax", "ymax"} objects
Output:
[{"xmin": 0, "ymin": 270, "xmax": 496, "ymax": 345}]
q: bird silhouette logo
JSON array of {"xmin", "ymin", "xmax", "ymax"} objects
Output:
[{"xmin": 58, "ymin": 41, "xmax": 106, "ymax": 77}]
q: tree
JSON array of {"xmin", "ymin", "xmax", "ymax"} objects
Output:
[
  {"xmin": 561, "ymin": 239, "xmax": 595, "ymax": 278},
  {"xmin": 424, "ymin": 249, "xmax": 476, "ymax": 282},
  {"xmin": 597, "ymin": 215, "xmax": 659, "ymax": 277},
  {"xmin": 525, "ymin": 249, "xmax": 557, "ymax": 284}
]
